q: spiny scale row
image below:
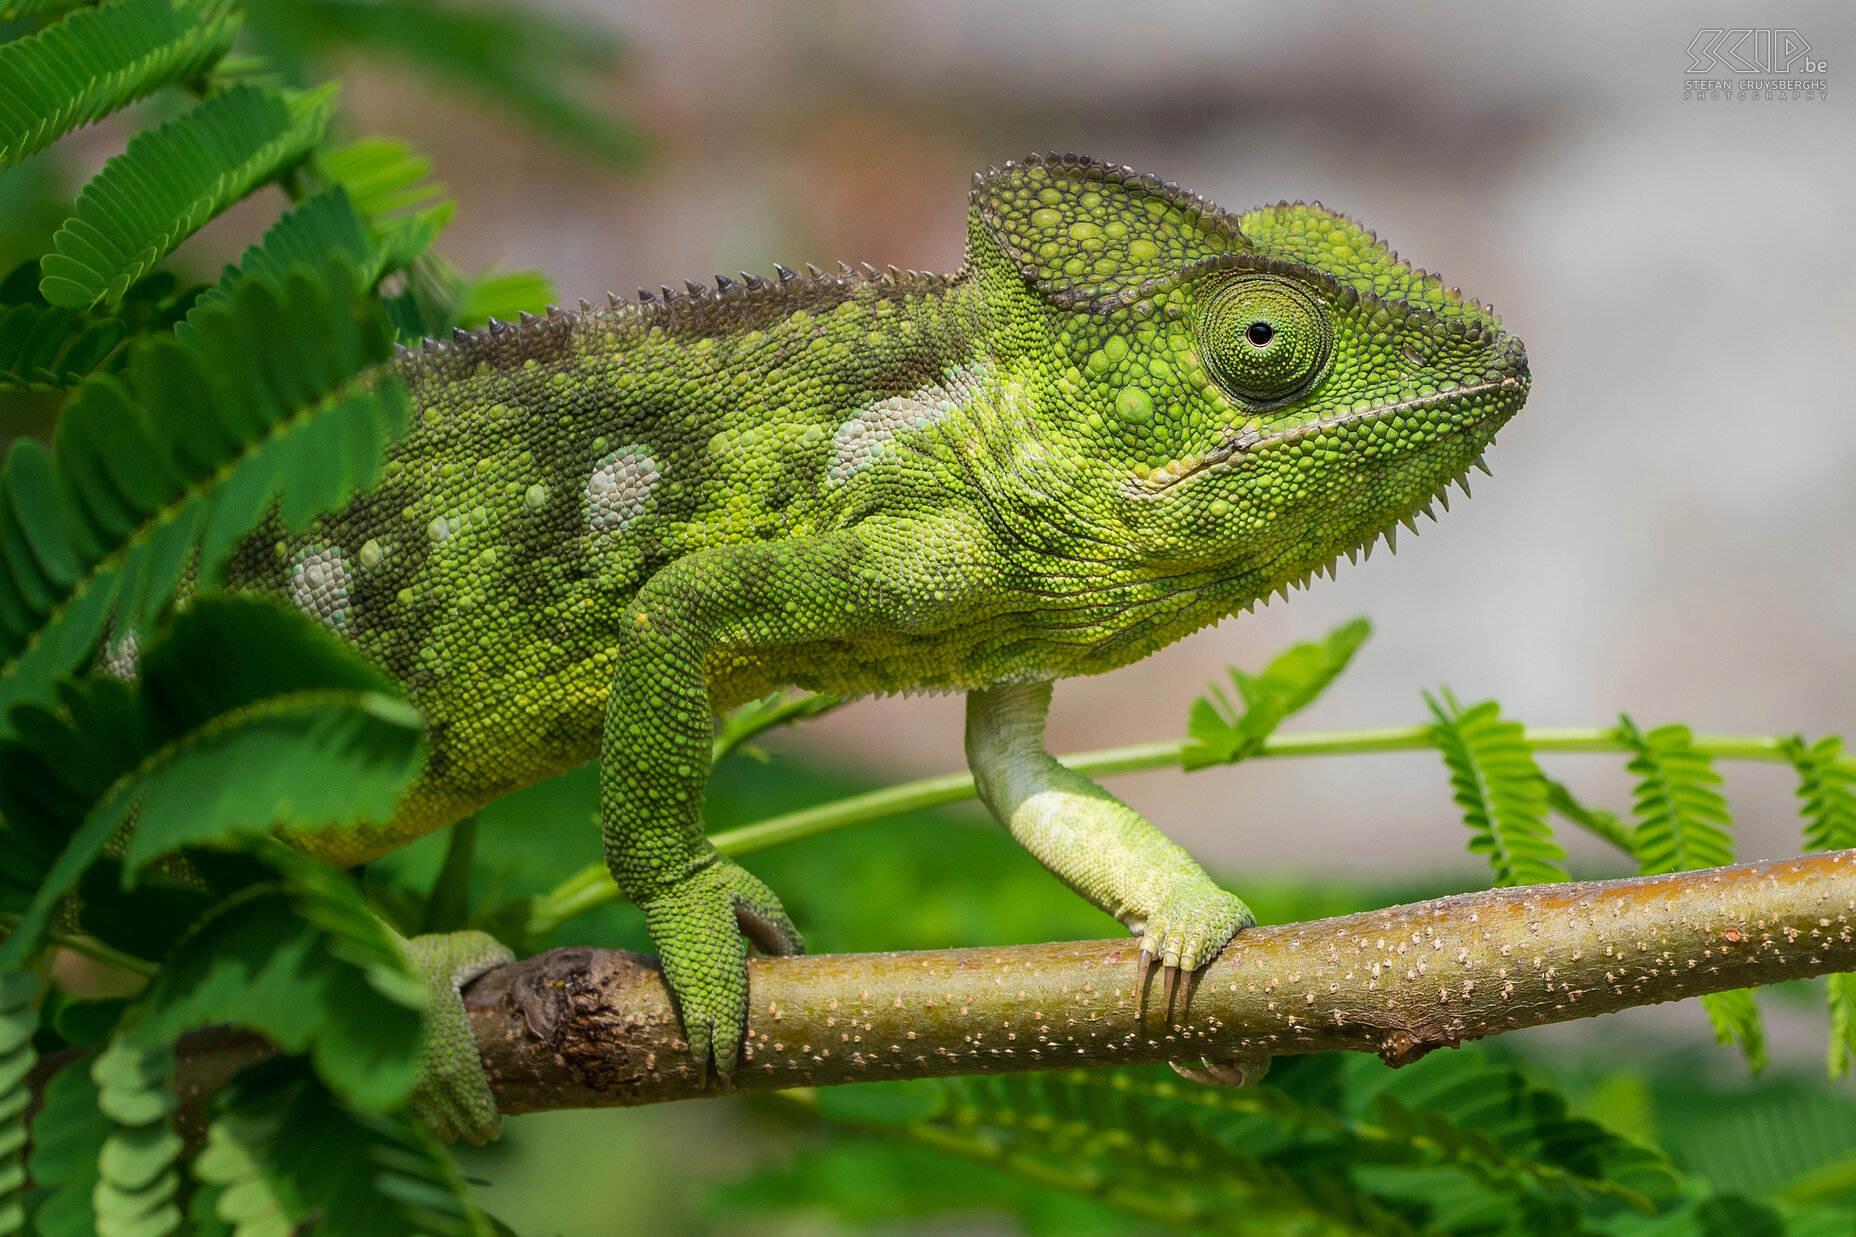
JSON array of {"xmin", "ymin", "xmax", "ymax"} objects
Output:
[
  {"xmin": 392, "ymin": 260, "xmax": 944, "ymax": 360},
  {"xmin": 1240, "ymin": 453, "xmax": 1493, "ymax": 609}
]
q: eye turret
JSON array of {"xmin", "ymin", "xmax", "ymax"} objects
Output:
[{"xmin": 1197, "ymin": 275, "xmax": 1332, "ymax": 403}]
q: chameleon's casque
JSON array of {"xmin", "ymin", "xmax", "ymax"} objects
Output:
[{"xmin": 226, "ymin": 153, "xmax": 1528, "ymax": 1133}]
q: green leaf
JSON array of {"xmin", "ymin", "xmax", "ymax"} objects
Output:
[
  {"xmin": 0, "ymin": 256, "xmax": 407, "ymax": 731},
  {"xmin": 454, "ymin": 269, "xmax": 553, "ymax": 328},
  {"xmin": 1617, "ymin": 716, "xmax": 1734, "ymax": 875},
  {"xmin": 1182, "ymin": 617, "xmax": 1370, "ymax": 770},
  {"xmin": 314, "ymin": 139, "xmax": 455, "ymax": 274},
  {"xmin": 187, "ymin": 188, "xmax": 380, "ymax": 323},
  {"xmin": 25, "ymin": 1052, "xmax": 107, "ymax": 1237},
  {"xmin": 0, "ymin": 596, "xmax": 426, "ymax": 974},
  {"xmin": 40, "ymin": 83, "xmax": 337, "ymax": 309},
  {"xmin": 0, "ymin": 0, "xmax": 241, "ymax": 162},
  {"xmin": 0, "ymin": 262, "xmax": 200, "ymax": 389},
  {"xmin": 89, "ymin": 1036, "xmax": 181, "ymax": 1237},
  {"xmin": 247, "ymin": 0, "xmax": 647, "ymax": 168},
  {"xmin": 1829, "ymin": 973, "xmax": 1856, "ymax": 1079},
  {"xmin": 746, "ymin": 1054, "xmax": 1687, "ymax": 1237},
  {"xmin": 1784, "ymin": 734, "xmax": 1856, "ymax": 853},
  {"xmin": 1701, "ymin": 988, "xmax": 1769, "ymax": 1076},
  {"xmin": 1426, "ymin": 690, "xmax": 1567, "ymax": 886},
  {"xmin": 127, "ymin": 854, "xmax": 423, "ymax": 1109},
  {"xmin": 0, "ymin": 973, "xmax": 38, "ymax": 1237},
  {"xmin": 193, "ymin": 1056, "xmax": 482, "ymax": 1237}
]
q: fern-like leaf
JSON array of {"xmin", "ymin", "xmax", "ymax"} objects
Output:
[
  {"xmin": 187, "ymin": 189, "xmax": 381, "ymax": 323},
  {"xmin": 0, "ymin": 595, "xmax": 426, "ymax": 975},
  {"xmin": 1828, "ymin": 973, "xmax": 1856, "ymax": 1080},
  {"xmin": 0, "ymin": 262, "xmax": 198, "ymax": 389},
  {"xmin": 1702, "ymin": 987, "xmax": 1770, "ymax": 1076},
  {"xmin": 0, "ymin": 0, "xmax": 241, "ymax": 164},
  {"xmin": 1182, "ymin": 616, "xmax": 1371, "ymax": 770},
  {"xmin": 89, "ymin": 1035, "xmax": 182, "ymax": 1237},
  {"xmin": 0, "ymin": 973, "xmax": 37, "ymax": 1237},
  {"xmin": 252, "ymin": 0, "xmax": 647, "ymax": 168},
  {"xmin": 1783, "ymin": 734, "xmax": 1856, "ymax": 853},
  {"xmin": 1783, "ymin": 736, "xmax": 1856, "ymax": 1076},
  {"xmin": 192, "ymin": 1056, "xmax": 481, "ymax": 1237},
  {"xmin": 315, "ymin": 138, "xmax": 455, "ymax": 273},
  {"xmin": 0, "ymin": 257, "xmax": 406, "ymax": 730},
  {"xmin": 39, "ymin": 83, "xmax": 337, "ymax": 309},
  {"xmin": 1617, "ymin": 716, "xmax": 1734, "ymax": 874},
  {"xmin": 1618, "ymin": 717, "xmax": 1762, "ymax": 1072},
  {"xmin": 1426, "ymin": 690, "xmax": 1567, "ymax": 886},
  {"xmin": 23, "ymin": 1051, "xmax": 107, "ymax": 1237},
  {"xmin": 129, "ymin": 844, "xmax": 423, "ymax": 1108}
]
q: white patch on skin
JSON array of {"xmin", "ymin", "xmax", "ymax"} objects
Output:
[
  {"xmin": 827, "ymin": 364, "xmax": 987, "ymax": 486},
  {"xmin": 98, "ymin": 629, "xmax": 139, "ymax": 681},
  {"xmin": 584, "ymin": 446, "xmax": 662, "ymax": 534},
  {"xmin": 290, "ymin": 544, "xmax": 353, "ymax": 631}
]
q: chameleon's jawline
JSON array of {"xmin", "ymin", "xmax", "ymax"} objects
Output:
[{"xmin": 1135, "ymin": 372, "xmax": 1527, "ymax": 496}]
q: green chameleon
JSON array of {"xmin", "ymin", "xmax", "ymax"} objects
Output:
[{"xmin": 224, "ymin": 152, "xmax": 1529, "ymax": 1139}]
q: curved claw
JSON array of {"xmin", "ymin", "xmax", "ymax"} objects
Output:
[
  {"xmin": 1129, "ymin": 881, "xmax": 1255, "ymax": 1023},
  {"xmin": 641, "ymin": 855, "xmax": 802, "ymax": 1083}
]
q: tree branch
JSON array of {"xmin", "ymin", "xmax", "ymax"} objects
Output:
[
  {"xmin": 58, "ymin": 850, "xmax": 1856, "ymax": 1135},
  {"xmin": 470, "ymin": 851, "xmax": 1856, "ymax": 1113}
]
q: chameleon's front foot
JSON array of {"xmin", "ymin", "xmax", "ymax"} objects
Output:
[
  {"xmin": 400, "ymin": 929, "xmax": 516, "ymax": 1144},
  {"xmin": 1130, "ymin": 877, "xmax": 1255, "ymax": 1018},
  {"xmin": 639, "ymin": 854, "xmax": 803, "ymax": 1083}
]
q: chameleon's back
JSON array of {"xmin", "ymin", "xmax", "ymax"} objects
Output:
[{"xmin": 222, "ymin": 269, "xmax": 978, "ymax": 860}]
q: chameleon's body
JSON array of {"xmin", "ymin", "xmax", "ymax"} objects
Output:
[{"xmin": 226, "ymin": 154, "xmax": 1528, "ymax": 1136}]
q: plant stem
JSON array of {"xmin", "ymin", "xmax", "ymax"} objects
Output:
[{"xmin": 527, "ymin": 725, "xmax": 1850, "ymax": 935}]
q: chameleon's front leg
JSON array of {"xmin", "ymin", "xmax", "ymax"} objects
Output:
[
  {"xmin": 602, "ymin": 528, "xmax": 967, "ymax": 1081},
  {"xmin": 966, "ymin": 681, "xmax": 1255, "ymax": 1014}
]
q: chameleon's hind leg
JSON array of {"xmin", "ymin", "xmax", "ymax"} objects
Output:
[{"xmin": 965, "ymin": 682, "xmax": 1255, "ymax": 1025}]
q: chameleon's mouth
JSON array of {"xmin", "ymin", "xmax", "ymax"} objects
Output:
[{"xmin": 1135, "ymin": 361, "xmax": 1529, "ymax": 496}]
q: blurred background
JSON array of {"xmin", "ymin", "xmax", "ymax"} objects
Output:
[{"xmin": 19, "ymin": 1, "xmax": 1856, "ymax": 1231}]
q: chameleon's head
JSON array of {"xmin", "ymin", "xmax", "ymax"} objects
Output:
[{"xmin": 967, "ymin": 154, "xmax": 1528, "ymax": 623}]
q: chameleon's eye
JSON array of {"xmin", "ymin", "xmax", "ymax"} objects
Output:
[{"xmin": 1197, "ymin": 275, "xmax": 1332, "ymax": 403}]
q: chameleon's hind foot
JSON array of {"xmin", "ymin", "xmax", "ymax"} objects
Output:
[
  {"xmin": 640, "ymin": 855, "xmax": 802, "ymax": 1084},
  {"xmin": 400, "ymin": 929, "xmax": 516, "ymax": 1144},
  {"xmin": 1131, "ymin": 878, "xmax": 1254, "ymax": 1021}
]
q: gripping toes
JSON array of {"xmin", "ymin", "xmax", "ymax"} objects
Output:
[
  {"xmin": 1133, "ymin": 878, "xmax": 1254, "ymax": 1019},
  {"xmin": 641, "ymin": 856, "xmax": 803, "ymax": 1083}
]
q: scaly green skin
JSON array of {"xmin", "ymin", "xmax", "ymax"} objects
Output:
[{"xmin": 225, "ymin": 153, "xmax": 1529, "ymax": 1131}]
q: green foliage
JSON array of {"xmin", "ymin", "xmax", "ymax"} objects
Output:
[
  {"xmin": 0, "ymin": 973, "xmax": 36, "ymax": 1237},
  {"xmin": 1701, "ymin": 987, "xmax": 1769, "ymax": 1077},
  {"xmin": 130, "ymin": 846, "xmax": 423, "ymax": 1108},
  {"xmin": 724, "ymin": 1053, "xmax": 1697, "ymax": 1236},
  {"xmin": 0, "ymin": 257, "xmax": 406, "ymax": 729},
  {"xmin": 191, "ymin": 1056, "xmax": 483, "ymax": 1236},
  {"xmin": 1426, "ymin": 690, "xmax": 1567, "ymax": 887},
  {"xmin": 0, "ymin": 0, "xmax": 242, "ymax": 166},
  {"xmin": 1182, "ymin": 616, "xmax": 1369, "ymax": 770},
  {"xmin": 0, "ymin": 0, "xmax": 641, "ymax": 1230},
  {"xmin": 0, "ymin": 595, "xmax": 425, "ymax": 969},
  {"xmin": 40, "ymin": 83, "xmax": 336, "ymax": 309},
  {"xmin": 0, "ymin": 263, "xmax": 199, "ymax": 389},
  {"xmin": 239, "ymin": 0, "xmax": 646, "ymax": 168},
  {"xmin": 1616, "ymin": 717, "xmax": 1734, "ymax": 875},
  {"xmin": 89, "ymin": 1036, "xmax": 181, "ymax": 1237},
  {"xmin": 25, "ymin": 1052, "xmax": 105, "ymax": 1237},
  {"xmin": 1785, "ymin": 735, "xmax": 1856, "ymax": 853}
]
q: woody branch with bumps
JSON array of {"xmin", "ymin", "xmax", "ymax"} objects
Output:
[{"xmin": 123, "ymin": 850, "xmax": 1855, "ymax": 1125}]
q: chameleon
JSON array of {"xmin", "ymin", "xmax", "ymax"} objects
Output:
[{"xmin": 223, "ymin": 152, "xmax": 1529, "ymax": 1139}]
